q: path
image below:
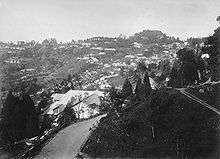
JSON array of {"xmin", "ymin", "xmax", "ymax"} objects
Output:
[{"xmin": 34, "ymin": 114, "xmax": 105, "ymax": 159}]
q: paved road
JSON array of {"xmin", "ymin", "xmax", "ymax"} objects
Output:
[
  {"xmin": 177, "ymin": 88, "xmax": 220, "ymax": 116},
  {"xmin": 34, "ymin": 115, "xmax": 105, "ymax": 159}
]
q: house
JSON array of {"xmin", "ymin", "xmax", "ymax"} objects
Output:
[
  {"xmin": 133, "ymin": 42, "xmax": 143, "ymax": 48},
  {"xmin": 104, "ymin": 48, "xmax": 116, "ymax": 51},
  {"xmin": 51, "ymin": 93, "xmax": 64, "ymax": 102},
  {"xmin": 98, "ymin": 52, "xmax": 106, "ymax": 55},
  {"xmin": 125, "ymin": 55, "xmax": 135, "ymax": 59},
  {"xmin": 91, "ymin": 47, "xmax": 103, "ymax": 51},
  {"xmin": 45, "ymin": 90, "xmax": 104, "ymax": 119},
  {"xmin": 4, "ymin": 57, "xmax": 20, "ymax": 64},
  {"xmin": 74, "ymin": 93, "xmax": 101, "ymax": 119}
]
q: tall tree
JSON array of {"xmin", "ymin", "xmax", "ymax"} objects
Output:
[
  {"xmin": 143, "ymin": 71, "xmax": 152, "ymax": 97},
  {"xmin": 134, "ymin": 61, "xmax": 152, "ymax": 99},
  {"xmin": 169, "ymin": 48, "xmax": 199, "ymax": 87},
  {"xmin": 158, "ymin": 59, "xmax": 171, "ymax": 81},
  {"xmin": 134, "ymin": 78, "xmax": 144, "ymax": 100},
  {"xmin": 202, "ymin": 17, "xmax": 220, "ymax": 81},
  {"xmin": 121, "ymin": 78, "xmax": 133, "ymax": 99},
  {"xmin": 168, "ymin": 60, "xmax": 182, "ymax": 88},
  {"xmin": 21, "ymin": 94, "xmax": 39, "ymax": 138},
  {"xmin": 1, "ymin": 91, "xmax": 21, "ymax": 143}
]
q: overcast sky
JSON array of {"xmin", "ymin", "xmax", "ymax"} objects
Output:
[{"xmin": 0, "ymin": 0, "xmax": 219, "ymax": 42}]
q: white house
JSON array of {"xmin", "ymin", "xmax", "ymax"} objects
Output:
[
  {"xmin": 46, "ymin": 90, "xmax": 104, "ymax": 119},
  {"xmin": 133, "ymin": 42, "xmax": 143, "ymax": 48},
  {"xmin": 104, "ymin": 48, "xmax": 116, "ymax": 51},
  {"xmin": 125, "ymin": 55, "xmax": 135, "ymax": 59}
]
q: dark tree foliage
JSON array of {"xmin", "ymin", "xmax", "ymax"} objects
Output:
[
  {"xmin": 187, "ymin": 37, "xmax": 204, "ymax": 50},
  {"xmin": 1, "ymin": 92, "xmax": 28, "ymax": 142},
  {"xmin": 1, "ymin": 92, "xmax": 39, "ymax": 145},
  {"xmin": 168, "ymin": 61, "xmax": 182, "ymax": 88},
  {"xmin": 149, "ymin": 90, "xmax": 219, "ymax": 158},
  {"xmin": 158, "ymin": 59, "xmax": 171, "ymax": 81},
  {"xmin": 40, "ymin": 114, "xmax": 52, "ymax": 132},
  {"xmin": 135, "ymin": 78, "xmax": 144, "ymax": 99},
  {"xmin": 133, "ymin": 61, "xmax": 152, "ymax": 99},
  {"xmin": 202, "ymin": 22, "xmax": 220, "ymax": 81},
  {"xmin": 67, "ymin": 74, "xmax": 72, "ymax": 82},
  {"xmin": 13, "ymin": 97, "xmax": 26, "ymax": 140},
  {"xmin": 58, "ymin": 106, "xmax": 76, "ymax": 125},
  {"xmin": 1, "ymin": 91, "xmax": 18, "ymax": 143},
  {"xmin": 21, "ymin": 94, "xmax": 39, "ymax": 138},
  {"xmin": 73, "ymin": 73, "xmax": 83, "ymax": 89},
  {"xmin": 109, "ymin": 86, "xmax": 118, "ymax": 102},
  {"xmin": 136, "ymin": 61, "xmax": 147, "ymax": 73},
  {"xmin": 121, "ymin": 78, "xmax": 133, "ymax": 99},
  {"xmin": 169, "ymin": 48, "xmax": 199, "ymax": 87},
  {"xmin": 108, "ymin": 86, "xmax": 123, "ymax": 112},
  {"xmin": 176, "ymin": 48, "xmax": 195, "ymax": 62},
  {"xmin": 196, "ymin": 57, "xmax": 208, "ymax": 83},
  {"xmin": 144, "ymin": 72, "xmax": 152, "ymax": 96},
  {"xmin": 135, "ymin": 74, "xmax": 152, "ymax": 100},
  {"xmin": 83, "ymin": 87, "xmax": 220, "ymax": 158},
  {"xmin": 99, "ymin": 96, "xmax": 111, "ymax": 113},
  {"xmin": 180, "ymin": 61, "xmax": 199, "ymax": 86},
  {"xmin": 38, "ymin": 98, "xmax": 48, "ymax": 110}
]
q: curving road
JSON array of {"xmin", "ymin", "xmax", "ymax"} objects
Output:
[{"xmin": 34, "ymin": 114, "xmax": 105, "ymax": 159}]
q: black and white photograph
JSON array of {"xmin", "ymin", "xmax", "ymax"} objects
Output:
[{"xmin": 0, "ymin": 0, "xmax": 219, "ymax": 158}]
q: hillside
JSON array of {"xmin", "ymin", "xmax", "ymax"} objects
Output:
[{"xmin": 0, "ymin": 30, "xmax": 184, "ymax": 94}]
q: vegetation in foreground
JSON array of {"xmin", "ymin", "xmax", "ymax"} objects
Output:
[{"xmin": 82, "ymin": 86, "xmax": 220, "ymax": 158}]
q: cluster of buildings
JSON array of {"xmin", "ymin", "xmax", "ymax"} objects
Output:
[{"xmin": 0, "ymin": 36, "xmax": 185, "ymax": 115}]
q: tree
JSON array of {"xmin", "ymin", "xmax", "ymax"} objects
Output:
[
  {"xmin": 119, "ymin": 67, "xmax": 125, "ymax": 77},
  {"xmin": 59, "ymin": 106, "xmax": 76, "ymax": 125},
  {"xmin": 42, "ymin": 39, "xmax": 50, "ymax": 46},
  {"xmin": 159, "ymin": 60, "xmax": 171, "ymax": 76},
  {"xmin": 134, "ymin": 74, "xmax": 152, "ymax": 100},
  {"xmin": 202, "ymin": 17, "xmax": 220, "ymax": 81},
  {"xmin": 49, "ymin": 38, "xmax": 58, "ymax": 46},
  {"xmin": 134, "ymin": 78, "xmax": 144, "ymax": 99},
  {"xmin": 143, "ymin": 72, "xmax": 152, "ymax": 97},
  {"xmin": 21, "ymin": 94, "xmax": 39, "ymax": 138},
  {"xmin": 176, "ymin": 48, "xmax": 196, "ymax": 63},
  {"xmin": 121, "ymin": 78, "xmax": 133, "ymax": 99},
  {"xmin": 109, "ymin": 86, "xmax": 117, "ymax": 103},
  {"xmin": 99, "ymin": 95, "xmax": 111, "ymax": 113},
  {"xmin": 136, "ymin": 61, "xmax": 147, "ymax": 73},
  {"xmin": 217, "ymin": 16, "xmax": 220, "ymax": 22},
  {"xmin": 134, "ymin": 61, "xmax": 152, "ymax": 99},
  {"xmin": 1, "ymin": 91, "xmax": 18, "ymax": 143},
  {"xmin": 108, "ymin": 86, "xmax": 123, "ymax": 114},
  {"xmin": 73, "ymin": 73, "xmax": 83, "ymax": 89},
  {"xmin": 67, "ymin": 74, "xmax": 72, "ymax": 82},
  {"xmin": 169, "ymin": 48, "xmax": 199, "ymax": 87},
  {"xmin": 180, "ymin": 60, "xmax": 199, "ymax": 86},
  {"xmin": 42, "ymin": 38, "xmax": 58, "ymax": 47},
  {"xmin": 1, "ymin": 92, "xmax": 30, "ymax": 143},
  {"xmin": 168, "ymin": 61, "xmax": 182, "ymax": 88}
]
